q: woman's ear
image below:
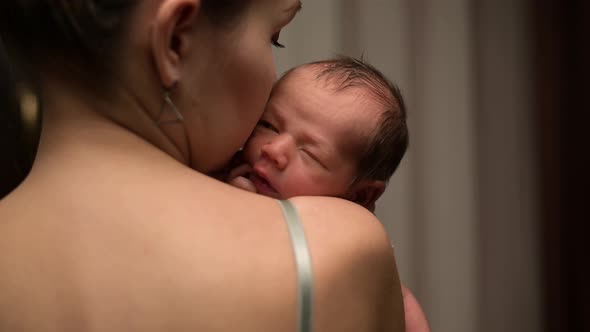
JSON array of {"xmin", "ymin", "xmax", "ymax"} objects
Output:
[
  {"xmin": 151, "ymin": 0, "xmax": 201, "ymax": 88},
  {"xmin": 346, "ymin": 180, "xmax": 386, "ymax": 212}
]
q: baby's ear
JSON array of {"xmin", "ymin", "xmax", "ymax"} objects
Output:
[{"xmin": 346, "ymin": 180, "xmax": 385, "ymax": 212}]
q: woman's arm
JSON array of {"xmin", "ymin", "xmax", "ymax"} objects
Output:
[{"xmin": 402, "ymin": 285, "xmax": 431, "ymax": 332}]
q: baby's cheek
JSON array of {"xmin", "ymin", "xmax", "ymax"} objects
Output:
[
  {"xmin": 300, "ymin": 171, "xmax": 351, "ymax": 197},
  {"xmin": 282, "ymin": 173, "xmax": 324, "ymax": 197}
]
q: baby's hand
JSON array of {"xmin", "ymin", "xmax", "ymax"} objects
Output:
[{"xmin": 227, "ymin": 163, "xmax": 257, "ymax": 194}]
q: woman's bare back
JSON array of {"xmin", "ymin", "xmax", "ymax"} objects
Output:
[{"xmin": 0, "ymin": 132, "xmax": 404, "ymax": 331}]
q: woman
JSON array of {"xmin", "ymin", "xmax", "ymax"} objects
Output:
[{"xmin": 0, "ymin": 0, "xmax": 426, "ymax": 330}]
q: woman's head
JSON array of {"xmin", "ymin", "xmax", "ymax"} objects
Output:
[
  {"xmin": 0, "ymin": 0, "xmax": 301, "ymax": 172},
  {"xmin": 150, "ymin": 0, "xmax": 303, "ymax": 171}
]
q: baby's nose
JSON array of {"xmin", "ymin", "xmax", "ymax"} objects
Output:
[{"xmin": 261, "ymin": 136, "xmax": 293, "ymax": 170}]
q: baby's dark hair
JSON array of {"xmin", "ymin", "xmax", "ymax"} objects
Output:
[{"xmin": 290, "ymin": 56, "xmax": 409, "ymax": 184}]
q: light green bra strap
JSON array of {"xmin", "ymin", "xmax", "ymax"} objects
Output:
[{"xmin": 278, "ymin": 199, "xmax": 313, "ymax": 332}]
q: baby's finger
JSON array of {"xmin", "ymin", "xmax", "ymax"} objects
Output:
[
  {"xmin": 227, "ymin": 163, "xmax": 253, "ymax": 181},
  {"xmin": 229, "ymin": 175, "xmax": 257, "ymax": 193}
]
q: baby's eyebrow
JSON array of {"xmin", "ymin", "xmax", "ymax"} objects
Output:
[{"xmin": 300, "ymin": 130, "xmax": 332, "ymax": 156}]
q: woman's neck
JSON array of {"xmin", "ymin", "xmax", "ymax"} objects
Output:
[{"xmin": 35, "ymin": 78, "xmax": 191, "ymax": 171}]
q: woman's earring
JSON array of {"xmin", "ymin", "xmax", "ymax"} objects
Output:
[{"xmin": 157, "ymin": 88, "xmax": 184, "ymax": 125}]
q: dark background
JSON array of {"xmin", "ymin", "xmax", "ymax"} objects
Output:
[{"xmin": 534, "ymin": 0, "xmax": 589, "ymax": 331}]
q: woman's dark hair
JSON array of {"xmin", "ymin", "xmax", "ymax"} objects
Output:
[
  {"xmin": 0, "ymin": 37, "xmax": 29, "ymax": 198},
  {"xmin": 0, "ymin": 1, "xmax": 139, "ymax": 86},
  {"xmin": 0, "ymin": 0, "xmax": 250, "ymax": 78},
  {"xmin": 202, "ymin": 0, "xmax": 252, "ymax": 25},
  {"xmin": 0, "ymin": 0, "xmax": 249, "ymax": 197}
]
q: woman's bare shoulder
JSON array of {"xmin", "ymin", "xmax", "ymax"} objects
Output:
[
  {"xmin": 288, "ymin": 196, "xmax": 393, "ymax": 259},
  {"xmin": 169, "ymin": 191, "xmax": 405, "ymax": 331},
  {"xmin": 289, "ymin": 196, "xmax": 405, "ymax": 332}
]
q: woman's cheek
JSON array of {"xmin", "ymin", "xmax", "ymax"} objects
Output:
[
  {"xmin": 242, "ymin": 137, "xmax": 262, "ymax": 165},
  {"xmin": 230, "ymin": 48, "xmax": 275, "ymax": 130}
]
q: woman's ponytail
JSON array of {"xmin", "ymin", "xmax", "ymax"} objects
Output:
[{"xmin": 0, "ymin": 34, "xmax": 37, "ymax": 198}]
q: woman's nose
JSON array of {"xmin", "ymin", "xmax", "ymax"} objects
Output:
[{"xmin": 260, "ymin": 135, "xmax": 293, "ymax": 170}]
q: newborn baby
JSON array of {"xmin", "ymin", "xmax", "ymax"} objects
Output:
[{"xmin": 227, "ymin": 57, "xmax": 408, "ymax": 212}]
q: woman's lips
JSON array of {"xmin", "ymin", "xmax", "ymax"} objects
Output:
[{"xmin": 249, "ymin": 172, "xmax": 280, "ymax": 198}]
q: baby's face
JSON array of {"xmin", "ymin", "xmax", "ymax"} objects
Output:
[{"xmin": 242, "ymin": 67, "xmax": 378, "ymax": 199}]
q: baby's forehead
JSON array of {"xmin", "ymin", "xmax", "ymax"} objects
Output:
[
  {"xmin": 278, "ymin": 64, "xmax": 381, "ymax": 113},
  {"xmin": 276, "ymin": 64, "xmax": 342, "ymax": 90},
  {"xmin": 276, "ymin": 65, "xmax": 379, "ymax": 124},
  {"xmin": 273, "ymin": 67, "xmax": 370, "ymax": 115}
]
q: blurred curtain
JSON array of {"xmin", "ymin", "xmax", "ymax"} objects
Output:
[{"xmin": 275, "ymin": 1, "xmax": 540, "ymax": 331}]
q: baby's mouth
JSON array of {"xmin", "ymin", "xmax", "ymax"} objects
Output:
[{"xmin": 249, "ymin": 172, "xmax": 280, "ymax": 198}]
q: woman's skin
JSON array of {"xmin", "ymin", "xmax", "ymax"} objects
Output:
[
  {"xmin": 0, "ymin": 0, "xmax": 428, "ymax": 330},
  {"xmin": 402, "ymin": 286, "xmax": 431, "ymax": 332}
]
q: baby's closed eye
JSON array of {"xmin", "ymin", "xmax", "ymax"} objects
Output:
[
  {"xmin": 257, "ymin": 120, "xmax": 278, "ymax": 132},
  {"xmin": 300, "ymin": 149, "xmax": 328, "ymax": 170}
]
